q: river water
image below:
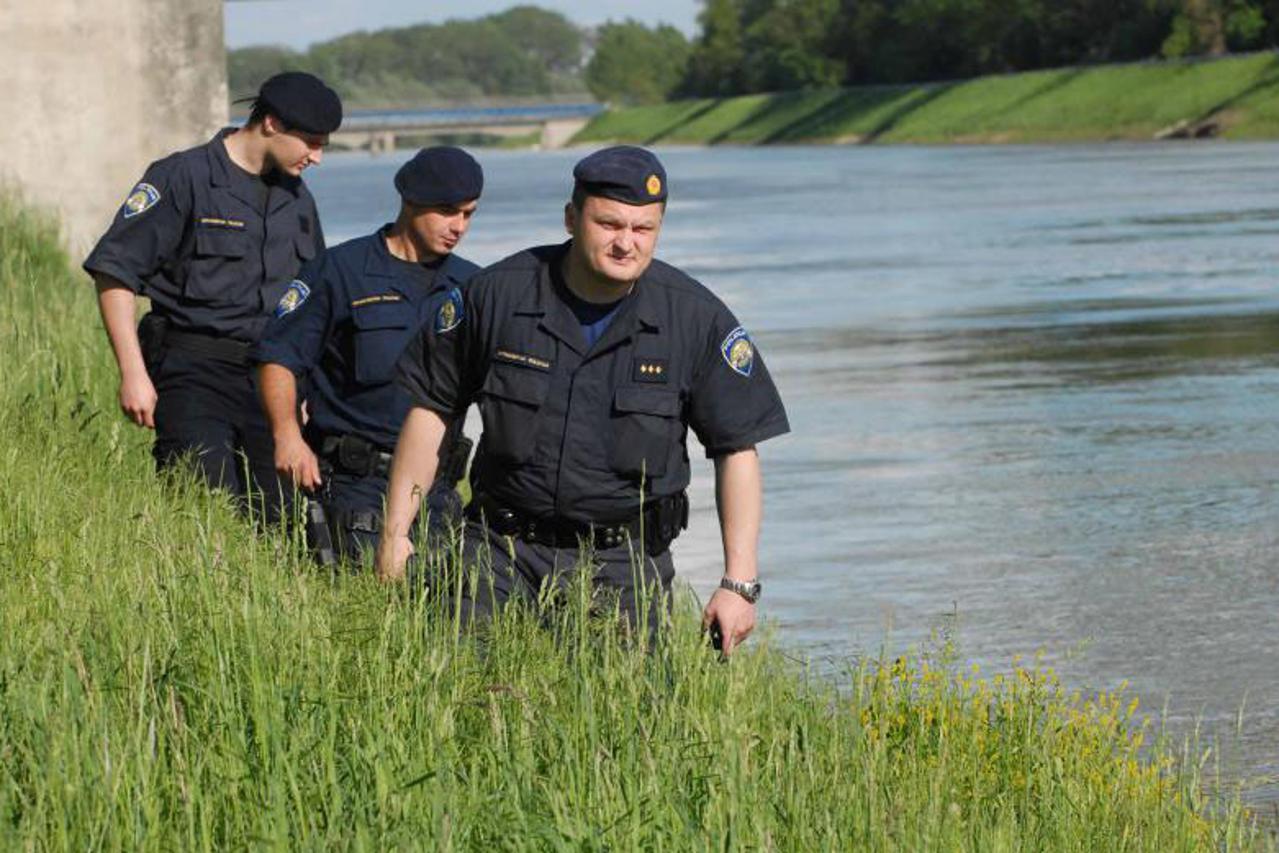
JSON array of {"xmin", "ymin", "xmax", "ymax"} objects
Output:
[{"xmin": 306, "ymin": 143, "xmax": 1279, "ymax": 802}]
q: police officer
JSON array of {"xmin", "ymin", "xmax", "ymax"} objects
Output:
[
  {"xmin": 376, "ymin": 146, "xmax": 789, "ymax": 655},
  {"xmin": 253, "ymin": 147, "xmax": 484, "ymax": 562},
  {"xmin": 84, "ymin": 71, "xmax": 342, "ymax": 522}
]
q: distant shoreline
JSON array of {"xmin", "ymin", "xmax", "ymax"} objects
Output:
[{"xmin": 572, "ymin": 52, "xmax": 1279, "ymax": 147}]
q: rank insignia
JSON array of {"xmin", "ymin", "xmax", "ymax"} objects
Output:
[
  {"xmin": 435, "ymin": 287, "xmax": 464, "ymax": 333},
  {"xmin": 633, "ymin": 358, "xmax": 669, "ymax": 383},
  {"xmin": 275, "ymin": 280, "xmax": 310, "ymax": 317},
  {"xmin": 121, "ymin": 182, "xmax": 160, "ymax": 219},
  {"xmin": 720, "ymin": 326, "xmax": 754, "ymax": 377}
]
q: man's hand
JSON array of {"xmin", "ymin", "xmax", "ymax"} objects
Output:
[
  {"xmin": 376, "ymin": 534, "xmax": 415, "ymax": 583},
  {"xmin": 274, "ymin": 431, "xmax": 323, "ymax": 491},
  {"xmin": 119, "ymin": 370, "xmax": 158, "ymax": 428},
  {"xmin": 702, "ymin": 588, "xmax": 757, "ymax": 657}
]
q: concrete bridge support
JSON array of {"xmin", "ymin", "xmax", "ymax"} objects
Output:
[
  {"xmin": 0, "ymin": 0, "xmax": 227, "ymax": 253},
  {"xmin": 541, "ymin": 118, "xmax": 589, "ymax": 149}
]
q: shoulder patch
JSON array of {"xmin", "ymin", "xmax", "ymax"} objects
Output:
[
  {"xmin": 720, "ymin": 326, "xmax": 754, "ymax": 377},
  {"xmin": 275, "ymin": 280, "xmax": 311, "ymax": 317},
  {"xmin": 434, "ymin": 287, "xmax": 464, "ymax": 333},
  {"xmin": 121, "ymin": 183, "xmax": 161, "ymax": 219}
]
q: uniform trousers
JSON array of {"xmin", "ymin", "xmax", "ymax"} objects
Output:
[
  {"xmin": 151, "ymin": 347, "xmax": 291, "ymax": 524},
  {"xmin": 446, "ymin": 520, "xmax": 676, "ymax": 637},
  {"xmin": 318, "ymin": 470, "xmax": 462, "ymax": 563}
]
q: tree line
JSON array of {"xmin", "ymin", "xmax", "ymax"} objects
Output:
[
  {"xmin": 678, "ymin": 0, "xmax": 1279, "ymax": 98},
  {"xmin": 227, "ymin": 2, "xmax": 1279, "ymax": 109},
  {"xmin": 228, "ymin": 7, "xmax": 586, "ymax": 108}
]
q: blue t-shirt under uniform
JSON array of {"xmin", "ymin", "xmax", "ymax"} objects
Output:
[{"xmin": 558, "ymin": 282, "xmax": 629, "ymax": 349}]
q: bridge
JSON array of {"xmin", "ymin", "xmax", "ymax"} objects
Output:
[{"xmin": 331, "ymin": 103, "xmax": 605, "ymax": 152}]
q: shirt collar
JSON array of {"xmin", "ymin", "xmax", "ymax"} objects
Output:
[
  {"xmin": 368, "ymin": 225, "xmax": 458, "ymax": 299},
  {"xmin": 520, "ymin": 242, "xmax": 662, "ymax": 356},
  {"xmin": 205, "ymin": 127, "xmax": 302, "ymax": 211}
]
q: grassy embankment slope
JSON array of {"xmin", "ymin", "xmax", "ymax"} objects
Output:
[
  {"xmin": 0, "ymin": 197, "xmax": 1271, "ymax": 848},
  {"xmin": 576, "ymin": 52, "xmax": 1279, "ymax": 146}
]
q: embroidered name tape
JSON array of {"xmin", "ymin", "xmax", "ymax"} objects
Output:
[
  {"xmin": 495, "ymin": 349, "xmax": 552, "ymax": 371},
  {"xmin": 350, "ymin": 294, "xmax": 404, "ymax": 308}
]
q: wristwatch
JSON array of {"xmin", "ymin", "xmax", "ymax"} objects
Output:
[{"xmin": 719, "ymin": 576, "xmax": 761, "ymax": 604}]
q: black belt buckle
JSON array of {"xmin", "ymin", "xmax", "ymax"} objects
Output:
[
  {"xmin": 488, "ymin": 507, "xmax": 518, "ymax": 536},
  {"xmin": 595, "ymin": 524, "xmax": 626, "ymax": 550},
  {"xmin": 337, "ymin": 436, "xmax": 374, "ymax": 476}
]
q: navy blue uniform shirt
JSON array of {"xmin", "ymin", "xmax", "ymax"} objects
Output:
[
  {"xmin": 254, "ymin": 227, "xmax": 479, "ymax": 450},
  {"xmin": 396, "ymin": 242, "xmax": 790, "ymax": 523},
  {"xmin": 84, "ymin": 129, "xmax": 325, "ymax": 342}
]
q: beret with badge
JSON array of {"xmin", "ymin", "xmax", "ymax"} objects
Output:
[{"xmin": 573, "ymin": 145, "xmax": 668, "ymax": 205}]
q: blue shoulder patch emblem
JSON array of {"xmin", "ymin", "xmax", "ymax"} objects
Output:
[
  {"xmin": 275, "ymin": 280, "xmax": 310, "ymax": 317},
  {"xmin": 720, "ymin": 326, "xmax": 754, "ymax": 377},
  {"xmin": 435, "ymin": 287, "xmax": 464, "ymax": 333},
  {"xmin": 121, "ymin": 182, "xmax": 160, "ymax": 219}
]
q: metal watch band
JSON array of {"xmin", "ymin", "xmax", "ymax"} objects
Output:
[{"xmin": 719, "ymin": 576, "xmax": 761, "ymax": 604}]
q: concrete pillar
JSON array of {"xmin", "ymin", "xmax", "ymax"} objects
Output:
[
  {"xmin": 541, "ymin": 118, "xmax": 590, "ymax": 150},
  {"xmin": 0, "ymin": 0, "xmax": 227, "ymax": 254}
]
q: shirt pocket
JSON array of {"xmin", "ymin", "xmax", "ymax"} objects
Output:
[
  {"xmin": 351, "ymin": 304, "xmax": 411, "ymax": 386},
  {"xmin": 609, "ymin": 386, "xmax": 680, "ymax": 479},
  {"xmin": 478, "ymin": 362, "xmax": 551, "ymax": 465},
  {"xmin": 296, "ymin": 232, "xmax": 317, "ymax": 263},
  {"xmin": 188, "ymin": 227, "xmax": 249, "ymax": 302}
]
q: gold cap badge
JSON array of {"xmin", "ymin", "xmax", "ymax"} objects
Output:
[{"xmin": 646, "ymin": 174, "xmax": 662, "ymax": 197}]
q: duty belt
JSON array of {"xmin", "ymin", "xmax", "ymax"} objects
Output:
[
  {"xmin": 163, "ymin": 329, "xmax": 254, "ymax": 365},
  {"xmin": 316, "ymin": 433, "xmax": 393, "ymax": 478},
  {"xmin": 466, "ymin": 492, "xmax": 689, "ymax": 554}
]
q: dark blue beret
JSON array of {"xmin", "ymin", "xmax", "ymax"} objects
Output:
[
  {"xmin": 394, "ymin": 147, "xmax": 484, "ymax": 207},
  {"xmin": 256, "ymin": 72, "xmax": 343, "ymax": 135},
  {"xmin": 573, "ymin": 145, "xmax": 667, "ymax": 205}
]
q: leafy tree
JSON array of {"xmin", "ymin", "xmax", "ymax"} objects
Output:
[
  {"xmin": 585, "ymin": 21, "xmax": 691, "ymax": 104},
  {"xmin": 681, "ymin": 0, "xmax": 750, "ymax": 95},
  {"xmin": 741, "ymin": 0, "xmax": 845, "ymax": 90},
  {"xmin": 491, "ymin": 6, "xmax": 584, "ymax": 74},
  {"xmin": 227, "ymin": 46, "xmax": 306, "ymax": 99},
  {"xmin": 226, "ymin": 7, "xmax": 588, "ymax": 108}
]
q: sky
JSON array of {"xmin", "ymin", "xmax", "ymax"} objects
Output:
[{"xmin": 223, "ymin": 0, "xmax": 700, "ymax": 50}]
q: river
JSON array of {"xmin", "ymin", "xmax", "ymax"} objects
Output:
[{"xmin": 306, "ymin": 143, "xmax": 1279, "ymax": 803}]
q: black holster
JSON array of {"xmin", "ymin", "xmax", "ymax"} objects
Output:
[
  {"xmin": 644, "ymin": 491, "xmax": 689, "ymax": 555},
  {"xmin": 137, "ymin": 312, "xmax": 169, "ymax": 373},
  {"xmin": 436, "ymin": 433, "xmax": 473, "ymax": 489},
  {"xmin": 305, "ymin": 497, "xmax": 338, "ymax": 567}
]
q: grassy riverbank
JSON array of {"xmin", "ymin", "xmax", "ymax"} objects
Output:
[
  {"xmin": 0, "ymin": 197, "xmax": 1271, "ymax": 849},
  {"xmin": 575, "ymin": 52, "xmax": 1279, "ymax": 146}
]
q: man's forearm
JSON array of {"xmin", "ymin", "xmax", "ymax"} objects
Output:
[
  {"xmin": 384, "ymin": 406, "xmax": 449, "ymax": 538},
  {"xmin": 257, "ymin": 363, "xmax": 303, "ymax": 440},
  {"xmin": 95, "ymin": 277, "xmax": 146, "ymax": 380},
  {"xmin": 714, "ymin": 447, "xmax": 763, "ymax": 580}
]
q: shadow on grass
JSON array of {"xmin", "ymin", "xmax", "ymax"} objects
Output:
[
  {"xmin": 1187, "ymin": 55, "xmax": 1279, "ymax": 127},
  {"xmin": 769, "ymin": 82, "xmax": 957, "ymax": 144},
  {"xmin": 643, "ymin": 100, "xmax": 723, "ymax": 145},
  {"xmin": 700, "ymin": 89, "xmax": 843, "ymax": 144},
  {"xmin": 981, "ymin": 68, "xmax": 1086, "ymax": 119}
]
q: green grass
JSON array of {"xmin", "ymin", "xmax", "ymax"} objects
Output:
[
  {"xmin": 575, "ymin": 52, "xmax": 1279, "ymax": 146},
  {"xmin": 0, "ymin": 194, "xmax": 1272, "ymax": 849}
]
